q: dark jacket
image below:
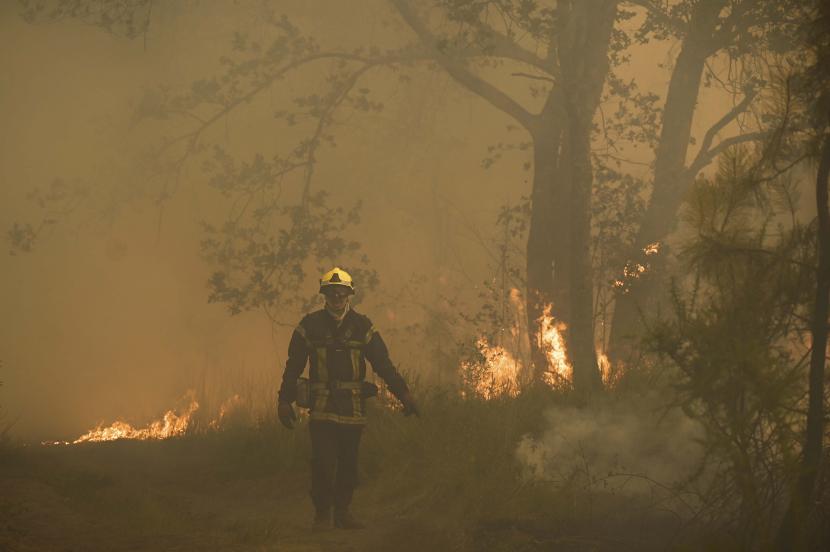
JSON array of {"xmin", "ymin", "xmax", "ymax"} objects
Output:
[{"xmin": 278, "ymin": 308, "xmax": 408, "ymax": 425}]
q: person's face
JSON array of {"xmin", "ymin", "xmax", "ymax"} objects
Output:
[{"xmin": 323, "ymin": 287, "xmax": 351, "ymax": 312}]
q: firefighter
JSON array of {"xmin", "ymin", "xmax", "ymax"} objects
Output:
[{"xmin": 277, "ymin": 267, "xmax": 418, "ymax": 530}]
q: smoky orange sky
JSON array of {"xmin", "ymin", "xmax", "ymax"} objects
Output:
[{"xmin": 0, "ymin": 1, "xmax": 753, "ymax": 441}]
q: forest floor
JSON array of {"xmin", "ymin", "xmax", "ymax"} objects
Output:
[
  {"xmin": 0, "ymin": 397, "xmax": 715, "ymax": 552},
  {"xmin": 0, "ymin": 433, "xmax": 443, "ymax": 552}
]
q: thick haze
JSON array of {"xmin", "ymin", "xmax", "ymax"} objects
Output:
[{"xmin": 1, "ymin": 1, "xmax": 749, "ymax": 441}]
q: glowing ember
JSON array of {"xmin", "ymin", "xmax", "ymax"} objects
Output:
[
  {"xmin": 614, "ymin": 242, "xmax": 662, "ymax": 294},
  {"xmin": 643, "ymin": 241, "xmax": 661, "ymax": 256},
  {"xmin": 623, "ymin": 263, "xmax": 647, "ymax": 278}
]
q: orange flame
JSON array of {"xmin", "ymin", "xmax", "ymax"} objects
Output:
[
  {"xmin": 643, "ymin": 241, "xmax": 661, "ymax": 256},
  {"xmin": 42, "ymin": 392, "xmax": 204, "ymax": 446},
  {"xmin": 597, "ymin": 351, "xmax": 612, "ymax": 385},
  {"xmin": 614, "ymin": 242, "xmax": 662, "ymax": 294},
  {"xmin": 71, "ymin": 396, "xmax": 199, "ymax": 444},
  {"xmin": 462, "ymin": 299, "xmax": 582, "ymax": 397},
  {"xmin": 209, "ymin": 394, "xmax": 244, "ymax": 429},
  {"xmin": 538, "ymin": 304, "xmax": 572, "ymax": 387},
  {"xmin": 461, "ymin": 338, "xmax": 522, "ymax": 399}
]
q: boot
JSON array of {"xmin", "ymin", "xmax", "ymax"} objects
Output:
[
  {"xmin": 333, "ymin": 509, "xmax": 365, "ymax": 530},
  {"xmin": 311, "ymin": 508, "xmax": 331, "ymax": 531}
]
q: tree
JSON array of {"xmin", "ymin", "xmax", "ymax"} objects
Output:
[
  {"xmin": 390, "ymin": 0, "xmax": 625, "ymax": 391},
  {"xmin": 13, "ymin": 0, "xmax": 626, "ymax": 392},
  {"xmin": 609, "ymin": 0, "xmax": 810, "ymax": 362},
  {"xmin": 775, "ymin": 1, "xmax": 830, "ymax": 548},
  {"xmin": 647, "ymin": 146, "xmax": 817, "ymax": 546}
]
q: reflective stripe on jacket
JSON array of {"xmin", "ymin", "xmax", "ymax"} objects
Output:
[{"xmin": 278, "ymin": 308, "xmax": 408, "ymax": 425}]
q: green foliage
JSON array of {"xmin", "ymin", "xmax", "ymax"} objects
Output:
[
  {"xmin": 132, "ymin": 13, "xmax": 399, "ymax": 319},
  {"xmin": 200, "ymin": 174, "xmax": 372, "ymax": 317},
  {"xmin": 7, "ymin": 178, "xmax": 90, "ymax": 255},
  {"xmin": 19, "ymin": 0, "xmax": 153, "ymax": 39},
  {"xmin": 645, "ymin": 146, "xmax": 816, "ymax": 546},
  {"xmin": 436, "ymin": 0, "xmax": 556, "ymax": 47}
]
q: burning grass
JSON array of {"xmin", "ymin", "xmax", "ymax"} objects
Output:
[
  {"xmin": 460, "ymin": 299, "xmax": 616, "ymax": 398},
  {"xmin": 2, "ymin": 376, "xmax": 774, "ymax": 551},
  {"xmin": 5, "ymin": 329, "xmax": 778, "ymax": 551}
]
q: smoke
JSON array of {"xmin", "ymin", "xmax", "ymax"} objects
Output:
[{"xmin": 516, "ymin": 400, "xmax": 704, "ymax": 495}]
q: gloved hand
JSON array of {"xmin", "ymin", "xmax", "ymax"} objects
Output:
[
  {"xmin": 278, "ymin": 401, "xmax": 297, "ymax": 429},
  {"xmin": 399, "ymin": 391, "xmax": 420, "ymax": 418}
]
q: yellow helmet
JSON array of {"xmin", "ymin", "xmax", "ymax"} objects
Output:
[{"xmin": 319, "ymin": 267, "xmax": 355, "ymax": 295}]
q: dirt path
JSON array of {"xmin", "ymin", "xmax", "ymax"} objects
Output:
[{"xmin": 0, "ymin": 438, "xmax": 412, "ymax": 552}]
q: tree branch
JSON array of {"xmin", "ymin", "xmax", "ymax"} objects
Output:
[
  {"xmin": 511, "ymin": 71, "xmax": 556, "ymax": 83},
  {"xmin": 687, "ymin": 131, "xmax": 766, "ymax": 175},
  {"xmin": 691, "ymin": 88, "xmax": 758, "ymax": 168},
  {"xmin": 709, "ymin": 0, "xmax": 755, "ymax": 51},
  {"xmin": 624, "ymin": 0, "xmax": 688, "ymax": 36},
  {"xmin": 459, "ymin": 21, "xmax": 554, "ymax": 74},
  {"xmin": 390, "ymin": 0, "xmax": 538, "ymax": 132},
  {"xmin": 299, "ymin": 62, "xmax": 376, "ymax": 208}
]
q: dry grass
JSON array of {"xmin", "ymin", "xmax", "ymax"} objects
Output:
[{"xmin": 0, "ymin": 376, "xmax": 767, "ymax": 551}]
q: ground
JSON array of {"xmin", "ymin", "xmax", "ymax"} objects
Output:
[
  {"xmin": 0, "ymin": 431, "xmax": 428, "ymax": 552},
  {"xmin": 0, "ymin": 399, "xmax": 726, "ymax": 551}
]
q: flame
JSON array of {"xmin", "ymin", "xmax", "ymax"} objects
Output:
[
  {"xmin": 461, "ymin": 299, "xmax": 577, "ymax": 397},
  {"xmin": 538, "ymin": 304, "xmax": 571, "ymax": 387},
  {"xmin": 597, "ymin": 351, "xmax": 612, "ymax": 385},
  {"xmin": 43, "ymin": 392, "xmax": 204, "ymax": 446},
  {"xmin": 209, "ymin": 394, "xmax": 244, "ymax": 429},
  {"xmin": 614, "ymin": 242, "xmax": 661, "ymax": 293},
  {"xmin": 643, "ymin": 241, "xmax": 661, "ymax": 256},
  {"xmin": 461, "ymin": 338, "xmax": 522, "ymax": 399},
  {"xmin": 71, "ymin": 396, "xmax": 199, "ymax": 444}
]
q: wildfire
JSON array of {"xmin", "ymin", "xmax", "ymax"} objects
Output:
[
  {"xmin": 614, "ymin": 241, "xmax": 662, "ymax": 293},
  {"xmin": 643, "ymin": 241, "xmax": 661, "ymax": 256},
  {"xmin": 209, "ymin": 394, "xmax": 246, "ymax": 429},
  {"xmin": 461, "ymin": 300, "xmax": 576, "ymax": 398},
  {"xmin": 538, "ymin": 304, "xmax": 571, "ymax": 387},
  {"xmin": 43, "ymin": 392, "xmax": 206, "ymax": 446},
  {"xmin": 597, "ymin": 351, "xmax": 612, "ymax": 385},
  {"xmin": 73, "ymin": 396, "xmax": 198, "ymax": 444},
  {"xmin": 462, "ymin": 338, "xmax": 522, "ymax": 400}
]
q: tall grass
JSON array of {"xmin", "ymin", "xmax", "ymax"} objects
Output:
[
  {"xmin": 17, "ymin": 354, "xmax": 803, "ymax": 550},
  {"xmin": 180, "ymin": 364, "xmax": 726, "ymax": 550}
]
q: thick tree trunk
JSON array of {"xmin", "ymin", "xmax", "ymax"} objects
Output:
[
  {"xmin": 608, "ymin": 0, "xmax": 725, "ymax": 363},
  {"xmin": 392, "ymin": 0, "xmax": 613, "ymax": 393},
  {"xmin": 556, "ymin": 0, "xmax": 617, "ymax": 392},
  {"xmin": 566, "ymin": 117, "xmax": 602, "ymax": 392},
  {"xmin": 526, "ymin": 117, "xmax": 566, "ymax": 383},
  {"xmin": 775, "ymin": 133, "xmax": 830, "ymax": 551}
]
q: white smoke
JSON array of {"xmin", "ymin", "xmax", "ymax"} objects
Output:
[{"xmin": 516, "ymin": 401, "xmax": 705, "ymax": 496}]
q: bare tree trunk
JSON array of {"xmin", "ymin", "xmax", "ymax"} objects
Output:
[
  {"xmin": 608, "ymin": 0, "xmax": 726, "ymax": 363},
  {"xmin": 776, "ymin": 133, "xmax": 830, "ymax": 551}
]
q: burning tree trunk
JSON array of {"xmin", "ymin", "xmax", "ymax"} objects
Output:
[
  {"xmin": 526, "ymin": 108, "xmax": 568, "ymax": 383},
  {"xmin": 393, "ymin": 0, "xmax": 617, "ymax": 393},
  {"xmin": 554, "ymin": 0, "xmax": 617, "ymax": 392}
]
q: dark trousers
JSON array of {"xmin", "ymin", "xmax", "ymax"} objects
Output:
[{"xmin": 309, "ymin": 421, "xmax": 363, "ymax": 514}]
